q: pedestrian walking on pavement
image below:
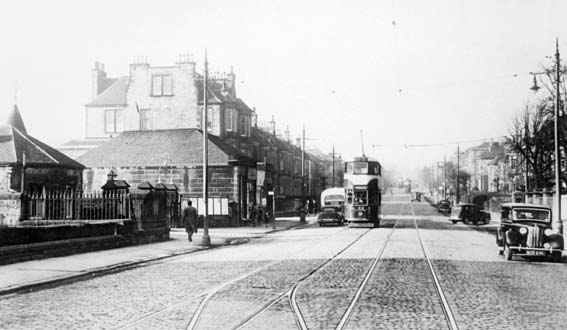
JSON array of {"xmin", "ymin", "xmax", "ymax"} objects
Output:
[
  {"xmin": 262, "ymin": 207, "xmax": 269, "ymax": 228},
  {"xmin": 183, "ymin": 201, "xmax": 198, "ymax": 242}
]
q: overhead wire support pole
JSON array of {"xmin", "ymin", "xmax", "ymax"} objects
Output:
[
  {"xmin": 360, "ymin": 130, "xmax": 365, "ymax": 157},
  {"xmin": 300, "ymin": 125, "xmax": 306, "ymax": 224},
  {"xmin": 444, "ymin": 156, "xmax": 447, "ymax": 200},
  {"xmin": 332, "ymin": 144, "xmax": 336, "ymax": 187},
  {"xmin": 554, "ymin": 39, "xmax": 563, "ymax": 234},
  {"xmin": 201, "ymin": 51, "xmax": 211, "ymax": 246},
  {"xmin": 456, "ymin": 144, "xmax": 460, "ymax": 204}
]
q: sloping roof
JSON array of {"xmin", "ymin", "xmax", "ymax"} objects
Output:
[
  {"xmin": 307, "ymin": 148, "xmax": 333, "ymax": 162},
  {"xmin": 0, "ymin": 126, "xmax": 84, "ymax": 168},
  {"xmin": 6, "ymin": 105, "xmax": 27, "ymax": 134},
  {"xmin": 196, "ymin": 80, "xmax": 254, "ymax": 115},
  {"xmin": 76, "ymin": 129, "xmax": 252, "ymax": 168},
  {"xmin": 86, "ymin": 77, "xmax": 129, "ymax": 107},
  {"xmin": 487, "ymin": 155, "xmax": 506, "ymax": 166}
]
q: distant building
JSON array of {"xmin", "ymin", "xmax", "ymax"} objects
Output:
[
  {"xmin": 61, "ymin": 57, "xmax": 341, "ymax": 225},
  {"xmin": 462, "ymin": 139, "xmax": 513, "ymax": 193}
]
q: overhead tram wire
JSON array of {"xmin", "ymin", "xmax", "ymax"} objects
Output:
[{"xmin": 371, "ymin": 135, "xmax": 507, "ymax": 149}]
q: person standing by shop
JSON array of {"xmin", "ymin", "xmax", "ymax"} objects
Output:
[{"xmin": 183, "ymin": 200, "xmax": 198, "ymax": 242}]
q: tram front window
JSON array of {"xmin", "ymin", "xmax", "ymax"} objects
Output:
[{"xmin": 354, "ymin": 190, "xmax": 368, "ymax": 205}]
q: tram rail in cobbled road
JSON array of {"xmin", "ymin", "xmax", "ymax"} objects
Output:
[
  {"xmin": 210, "ymin": 228, "xmax": 375, "ymax": 330},
  {"xmin": 113, "ymin": 226, "xmax": 351, "ymax": 330},
  {"xmin": 410, "ymin": 201, "xmax": 459, "ymax": 330}
]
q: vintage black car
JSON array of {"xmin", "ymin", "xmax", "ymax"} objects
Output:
[
  {"xmin": 496, "ymin": 203, "xmax": 564, "ymax": 262},
  {"xmin": 318, "ymin": 206, "xmax": 344, "ymax": 226},
  {"xmin": 437, "ymin": 200, "xmax": 451, "ymax": 213},
  {"xmin": 449, "ymin": 203, "xmax": 491, "ymax": 225}
]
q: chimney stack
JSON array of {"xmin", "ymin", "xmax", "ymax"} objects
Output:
[
  {"xmin": 92, "ymin": 61, "xmax": 107, "ymax": 99},
  {"xmin": 177, "ymin": 54, "xmax": 196, "ymax": 76},
  {"xmin": 270, "ymin": 115, "xmax": 276, "ymax": 136}
]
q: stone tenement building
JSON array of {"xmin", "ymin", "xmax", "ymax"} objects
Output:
[{"xmin": 61, "ymin": 56, "xmax": 339, "ymax": 225}]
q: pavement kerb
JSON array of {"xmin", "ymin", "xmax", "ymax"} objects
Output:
[{"xmin": 0, "ymin": 217, "xmax": 316, "ymax": 297}]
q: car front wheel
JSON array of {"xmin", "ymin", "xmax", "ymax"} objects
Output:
[{"xmin": 451, "ymin": 220, "xmax": 457, "ymax": 224}]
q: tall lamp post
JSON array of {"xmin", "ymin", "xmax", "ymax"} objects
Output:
[
  {"xmin": 530, "ymin": 39, "xmax": 563, "ymax": 234},
  {"xmin": 201, "ymin": 51, "xmax": 211, "ymax": 246}
]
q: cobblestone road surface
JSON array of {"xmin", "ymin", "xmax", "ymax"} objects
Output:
[{"xmin": 1, "ymin": 193, "xmax": 566, "ymax": 330}]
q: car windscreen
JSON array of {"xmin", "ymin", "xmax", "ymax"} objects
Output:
[{"xmin": 513, "ymin": 208, "xmax": 550, "ymax": 222}]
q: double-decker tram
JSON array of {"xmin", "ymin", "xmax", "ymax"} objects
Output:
[{"xmin": 343, "ymin": 156, "xmax": 382, "ymax": 228}]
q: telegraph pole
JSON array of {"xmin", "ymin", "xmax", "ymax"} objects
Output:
[
  {"xmin": 300, "ymin": 125, "xmax": 306, "ymax": 224},
  {"xmin": 443, "ymin": 156, "xmax": 447, "ymax": 200},
  {"xmin": 524, "ymin": 119, "xmax": 529, "ymax": 193},
  {"xmin": 436, "ymin": 162, "xmax": 440, "ymax": 199},
  {"xmin": 456, "ymin": 145, "xmax": 460, "ymax": 204},
  {"xmin": 554, "ymin": 39, "xmax": 563, "ymax": 234},
  {"xmin": 201, "ymin": 51, "xmax": 211, "ymax": 246},
  {"xmin": 332, "ymin": 145, "xmax": 336, "ymax": 187}
]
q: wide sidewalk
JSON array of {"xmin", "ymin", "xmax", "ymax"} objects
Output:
[{"xmin": 0, "ymin": 216, "xmax": 317, "ymax": 296}]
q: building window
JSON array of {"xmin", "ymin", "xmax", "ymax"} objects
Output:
[
  {"xmin": 240, "ymin": 115, "xmax": 250, "ymax": 137},
  {"xmin": 198, "ymin": 107, "xmax": 214, "ymax": 131},
  {"xmin": 139, "ymin": 109, "xmax": 151, "ymax": 130},
  {"xmin": 151, "ymin": 75, "xmax": 173, "ymax": 96},
  {"xmin": 225, "ymin": 108, "xmax": 238, "ymax": 132},
  {"xmin": 105, "ymin": 109, "xmax": 124, "ymax": 133}
]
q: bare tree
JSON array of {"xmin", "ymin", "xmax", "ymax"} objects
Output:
[{"xmin": 508, "ymin": 102, "xmax": 555, "ymax": 190}]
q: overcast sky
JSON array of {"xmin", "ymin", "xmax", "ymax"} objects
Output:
[{"xmin": 0, "ymin": 0, "xmax": 565, "ymax": 176}]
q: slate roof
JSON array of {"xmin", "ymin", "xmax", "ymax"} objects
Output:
[
  {"xmin": 0, "ymin": 105, "xmax": 83, "ymax": 168},
  {"xmin": 0, "ymin": 126, "xmax": 84, "ymax": 168},
  {"xmin": 196, "ymin": 80, "xmax": 253, "ymax": 115},
  {"xmin": 86, "ymin": 77, "xmax": 129, "ymax": 107},
  {"xmin": 76, "ymin": 129, "xmax": 252, "ymax": 168}
]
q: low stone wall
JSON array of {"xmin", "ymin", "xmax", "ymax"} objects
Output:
[
  {"xmin": 0, "ymin": 235, "xmax": 128, "ymax": 266},
  {"xmin": 0, "ymin": 219, "xmax": 170, "ymax": 266},
  {"xmin": 0, "ymin": 222, "xmax": 118, "ymax": 247},
  {"xmin": 0, "ymin": 193, "xmax": 21, "ymax": 226}
]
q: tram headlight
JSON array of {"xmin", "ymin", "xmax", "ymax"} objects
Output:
[
  {"xmin": 519, "ymin": 227, "xmax": 528, "ymax": 235},
  {"xmin": 358, "ymin": 210, "xmax": 364, "ymax": 217}
]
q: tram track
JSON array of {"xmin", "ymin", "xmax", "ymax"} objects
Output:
[
  {"xmin": 410, "ymin": 201, "xmax": 460, "ymax": 330},
  {"xmin": 232, "ymin": 227, "xmax": 374, "ymax": 330},
  {"xmin": 114, "ymin": 226, "xmax": 351, "ymax": 330}
]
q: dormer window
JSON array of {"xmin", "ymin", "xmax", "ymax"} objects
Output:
[{"xmin": 151, "ymin": 74, "xmax": 173, "ymax": 96}]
